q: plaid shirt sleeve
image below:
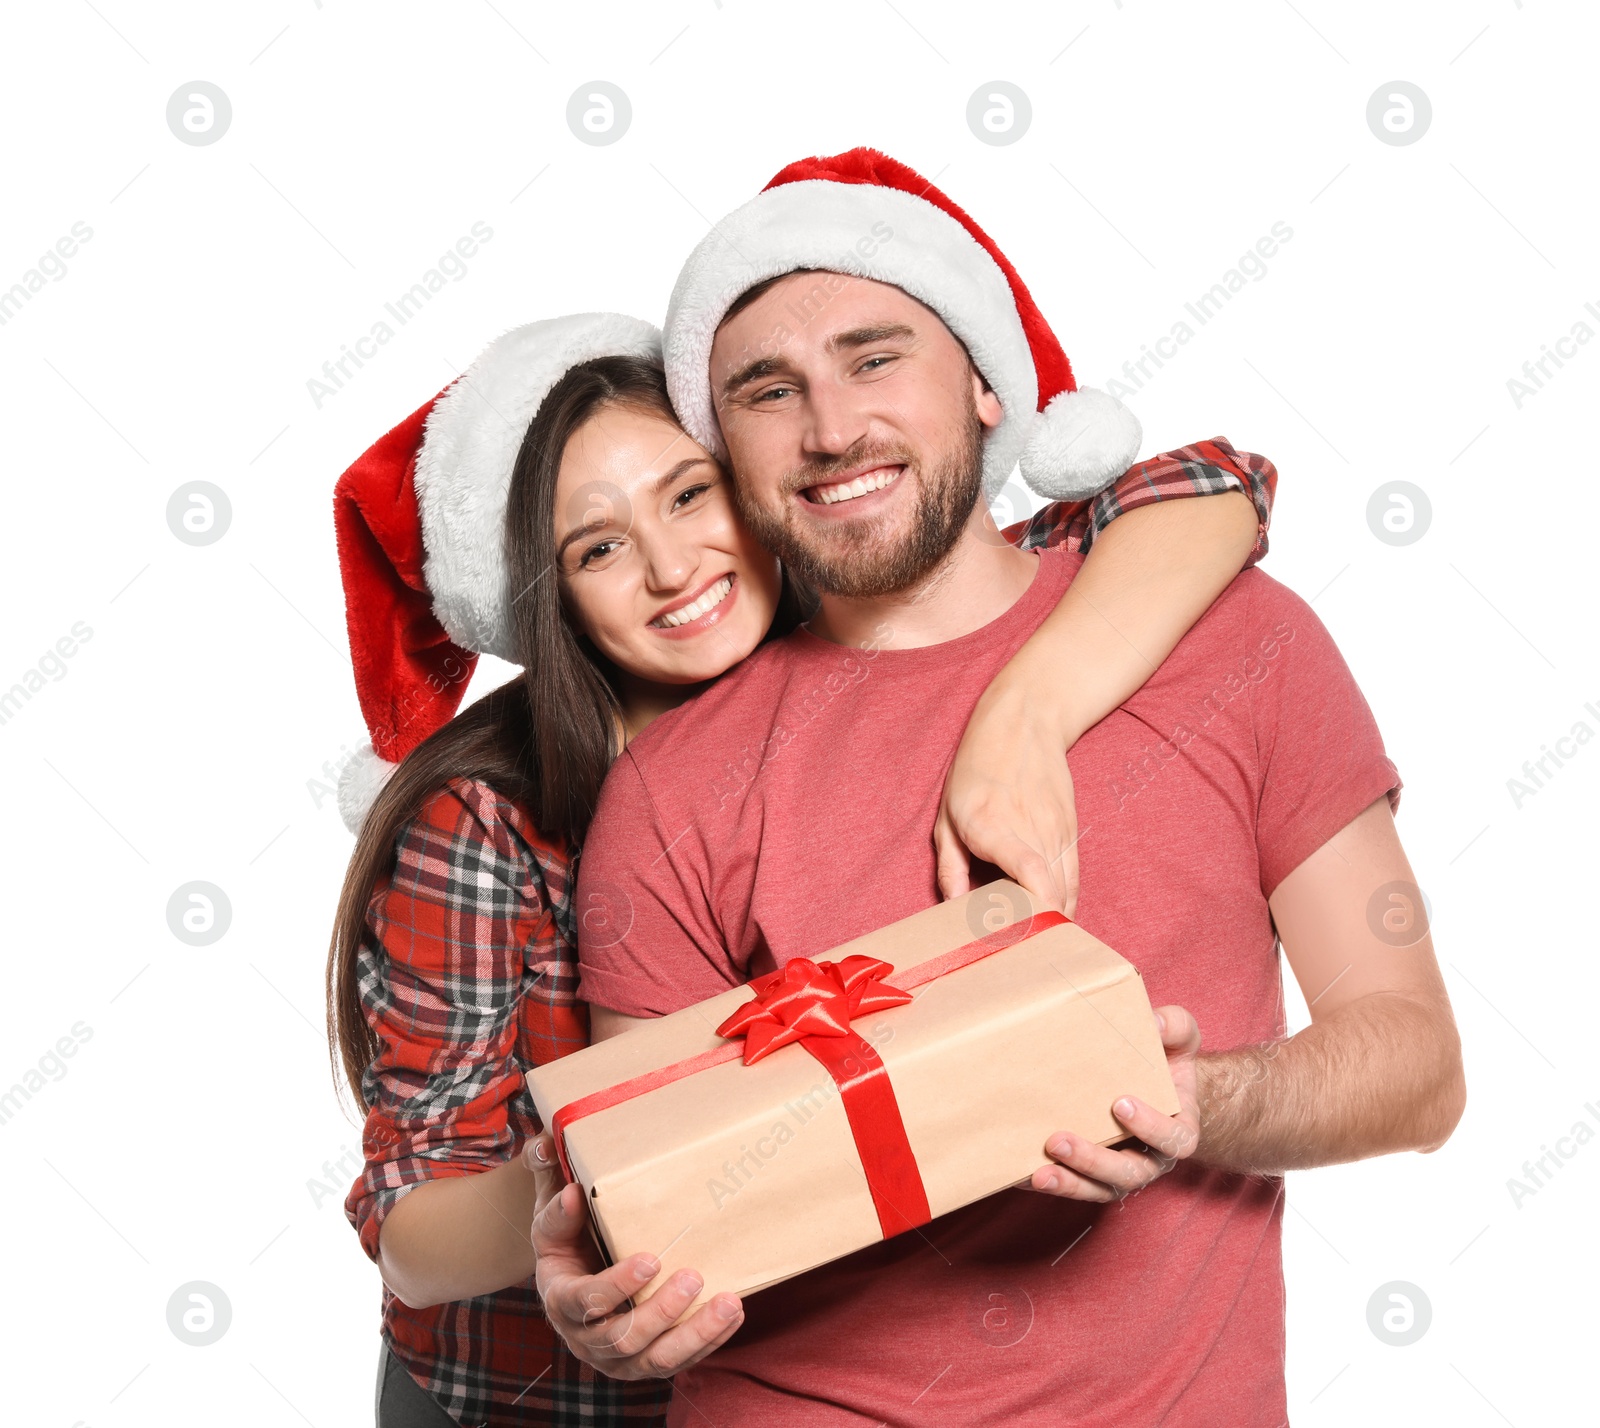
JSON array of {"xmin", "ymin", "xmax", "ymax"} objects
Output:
[
  {"xmin": 344, "ymin": 778, "xmax": 584, "ymax": 1260},
  {"xmin": 1003, "ymin": 435, "xmax": 1277, "ymax": 564}
]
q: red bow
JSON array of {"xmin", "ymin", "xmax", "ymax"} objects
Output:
[{"xmin": 715, "ymin": 956, "xmax": 913, "ymax": 1065}]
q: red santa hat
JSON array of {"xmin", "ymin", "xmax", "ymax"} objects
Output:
[
  {"xmin": 663, "ymin": 147, "xmax": 1140, "ymax": 501},
  {"xmin": 332, "ymin": 313, "xmax": 662, "ymax": 833}
]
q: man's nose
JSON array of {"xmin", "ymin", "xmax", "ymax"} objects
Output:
[{"xmin": 801, "ymin": 379, "xmax": 871, "ymax": 459}]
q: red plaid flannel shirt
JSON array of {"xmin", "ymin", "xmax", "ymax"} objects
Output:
[{"xmin": 345, "ymin": 436, "xmax": 1277, "ymax": 1427}]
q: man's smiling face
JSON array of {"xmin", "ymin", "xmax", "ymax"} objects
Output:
[{"xmin": 708, "ymin": 272, "xmax": 1004, "ymax": 598}]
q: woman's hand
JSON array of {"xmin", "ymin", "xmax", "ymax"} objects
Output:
[
  {"xmin": 522, "ymin": 1132, "xmax": 564, "ymax": 1215},
  {"xmin": 935, "ymin": 679, "xmax": 1079, "ymax": 915},
  {"xmin": 936, "ymin": 490, "xmax": 1261, "ymax": 917},
  {"xmin": 531, "ymin": 1180, "xmax": 745, "ymax": 1379}
]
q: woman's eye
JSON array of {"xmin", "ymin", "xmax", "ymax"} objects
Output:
[
  {"xmin": 671, "ymin": 483, "xmax": 710, "ymax": 511},
  {"xmin": 579, "ymin": 539, "xmax": 620, "ymax": 568}
]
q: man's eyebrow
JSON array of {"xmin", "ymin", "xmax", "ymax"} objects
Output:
[
  {"xmin": 554, "ymin": 457, "xmax": 714, "ymax": 560},
  {"xmin": 825, "ymin": 322, "xmax": 917, "ymax": 353},
  {"xmin": 720, "ymin": 324, "xmax": 919, "ymax": 397},
  {"xmin": 721, "ymin": 355, "xmax": 785, "ymax": 397}
]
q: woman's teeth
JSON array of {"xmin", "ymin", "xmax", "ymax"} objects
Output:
[
  {"xmin": 810, "ymin": 466, "xmax": 901, "ymax": 505},
  {"xmin": 653, "ymin": 575, "xmax": 733, "ymax": 629}
]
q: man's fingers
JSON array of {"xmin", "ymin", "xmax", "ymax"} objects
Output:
[
  {"xmin": 1153, "ymin": 1005, "xmax": 1203, "ymax": 1056},
  {"xmin": 1028, "ymin": 1161, "xmax": 1118, "ymax": 1203},
  {"xmin": 1044, "ymin": 1133, "xmax": 1166, "ymax": 1194},
  {"xmin": 1112, "ymin": 1097, "xmax": 1199, "ymax": 1162}
]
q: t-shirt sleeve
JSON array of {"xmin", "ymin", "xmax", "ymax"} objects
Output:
[
  {"xmin": 1247, "ymin": 577, "xmax": 1403, "ymax": 898},
  {"xmin": 577, "ymin": 751, "xmax": 742, "ymax": 1017}
]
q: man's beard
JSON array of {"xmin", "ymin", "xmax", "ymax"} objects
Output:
[{"xmin": 733, "ymin": 397, "xmax": 986, "ymax": 601}]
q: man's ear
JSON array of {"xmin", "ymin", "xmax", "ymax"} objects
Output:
[{"xmin": 970, "ymin": 367, "xmax": 1004, "ymax": 430}]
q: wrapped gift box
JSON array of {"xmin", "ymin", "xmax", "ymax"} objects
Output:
[{"xmin": 526, "ymin": 881, "xmax": 1178, "ymax": 1307}]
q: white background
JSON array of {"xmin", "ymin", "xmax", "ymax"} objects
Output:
[{"xmin": 2, "ymin": 2, "xmax": 1595, "ymax": 1424}]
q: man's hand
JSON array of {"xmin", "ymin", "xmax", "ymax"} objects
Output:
[
  {"xmin": 935, "ymin": 686, "xmax": 1078, "ymax": 915},
  {"xmin": 1030, "ymin": 1006, "xmax": 1201, "ymax": 1201},
  {"xmin": 531, "ymin": 1180, "xmax": 744, "ymax": 1379}
]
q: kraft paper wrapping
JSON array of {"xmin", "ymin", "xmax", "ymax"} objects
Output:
[{"xmin": 526, "ymin": 882, "xmax": 1179, "ymax": 1307}]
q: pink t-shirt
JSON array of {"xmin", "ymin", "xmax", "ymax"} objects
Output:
[{"xmin": 578, "ymin": 547, "xmax": 1399, "ymax": 1426}]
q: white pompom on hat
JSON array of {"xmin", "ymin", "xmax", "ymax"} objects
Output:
[
  {"xmin": 331, "ymin": 313, "xmax": 662, "ymax": 833},
  {"xmin": 663, "ymin": 147, "xmax": 1141, "ymax": 501}
]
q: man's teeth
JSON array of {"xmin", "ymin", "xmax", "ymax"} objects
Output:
[
  {"xmin": 654, "ymin": 575, "xmax": 733, "ymax": 629},
  {"xmin": 811, "ymin": 467, "xmax": 901, "ymax": 505}
]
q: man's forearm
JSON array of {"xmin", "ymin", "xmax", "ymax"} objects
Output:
[{"xmin": 1194, "ymin": 990, "xmax": 1466, "ymax": 1177}]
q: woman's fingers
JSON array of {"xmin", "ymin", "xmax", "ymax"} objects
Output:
[
  {"xmin": 543, "ymin": 1253, "xmax": 661, "ymax": 1333},
  {"xmin": 932, "ymin": 812, "xmax": 974, "ymax": 902},
  {"xmin": 531, "ymin": 1185, "xmax": 744, "ymax": 1379},
  {"xmin": 1057, "ymin": 839, "xmax": 1081, "ymax": 920},
  {"xmin": 544, "ymin": 1259, "xmax": 745, "ymax": 1377},
  {"xmin": 597, "ymin": 1274, "xmax": 744, "ymax": 1363},
  {"xmin": 523, "ymin": 1133, "xmax": 563, "ymax": 1217},
  {"xmin": 530, "ymin": 1182, "xmax": 606, "ymax": 1280},
  {"xmin": 939, "ymin": 803, "xmax": 1069, "ymax": 914}
]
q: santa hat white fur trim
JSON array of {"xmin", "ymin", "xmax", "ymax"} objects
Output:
[
  {"xmin": 338, "ymin": 743, "xmax": 397, "ymax": 835},
  {"xmin": 1019, "ymin": 387, "xmax": 1143, "ymax": 500},
  {"xmin": 414, "ymin": 314, "xmax": 663, "ymax": 662},
  {"xmin": 664, "ymin": 181, "xmax": 1037, "ymax": 498}
]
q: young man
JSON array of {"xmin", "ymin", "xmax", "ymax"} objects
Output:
[{"xmin": 533, "ymin": 151, "xmax": 1465, "ymax": 1425}]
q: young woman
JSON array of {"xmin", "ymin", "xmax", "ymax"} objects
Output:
[{"xmin": 326, "ymin": 315, "xmax": 1276, "ymax": 1428}]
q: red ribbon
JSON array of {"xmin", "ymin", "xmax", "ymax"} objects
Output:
[
  {"xmin": 713, "ymin": 955, "xmax": 914, "ymax": 1063},
  {"xmin": 550, "ymin": 910, "xmax": 1068, "ymax": 1243},
  {"xmin": 712, "ymin": 954, "xmax": 924, "ymax": 1236}
]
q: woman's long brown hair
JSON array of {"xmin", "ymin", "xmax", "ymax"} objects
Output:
[{"xmin": 325, "ymin": 356, "xmax": 796, "ymax": 1108}]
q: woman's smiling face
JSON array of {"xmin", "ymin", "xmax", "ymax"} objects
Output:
[{"xmin": 553, "ymin": 402, "xmax": 782, "ymax": 686}]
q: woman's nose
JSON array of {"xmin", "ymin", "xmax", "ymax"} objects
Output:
[{"xmin": 637, "ymin": 526, "xmax": 696, "ymax": 592}]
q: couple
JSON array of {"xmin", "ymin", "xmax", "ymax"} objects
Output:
[{"xmin": 327, "ymin": 149, "xmax": 1463, "ymax": 1427}]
